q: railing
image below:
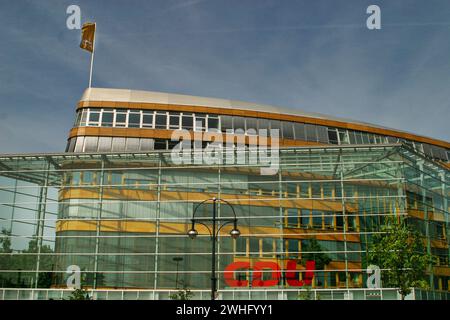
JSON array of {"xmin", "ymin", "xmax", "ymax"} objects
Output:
[{"xmin": 0, "ymin": 287, "xmax": 448, "ymax": 300}]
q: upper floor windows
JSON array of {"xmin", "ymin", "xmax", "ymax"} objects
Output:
[{"xmin": 73, "ymin": 107, "xmax": 449, "ymax": 162}]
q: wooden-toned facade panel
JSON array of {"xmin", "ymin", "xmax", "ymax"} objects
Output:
[{"xmin": 55, "ymin": 220, "xmax": 360, "ymax": 242}]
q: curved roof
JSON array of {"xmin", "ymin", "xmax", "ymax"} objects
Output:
[{"xmin": 79, "ymin": 87, "xmax": 449, "ymax": 148}]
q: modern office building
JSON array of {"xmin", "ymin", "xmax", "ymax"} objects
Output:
[{"xmin": 0, "ymin": 88, "xmax": 448, "ymax": 300}]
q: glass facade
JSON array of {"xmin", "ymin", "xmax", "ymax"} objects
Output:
[{"xmin": 0, "ymin": 145, "xmax": 448, "ymax": 299}]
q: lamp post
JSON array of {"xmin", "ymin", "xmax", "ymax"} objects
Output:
[
  {"xmin": 187, "ymin": 197, "xmax": 240, "ymax": 300},
  {"xmin": 173, "ymin": 256, "xmax": 183, "ymax": 289}
]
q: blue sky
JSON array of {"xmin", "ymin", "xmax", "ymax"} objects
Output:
[{"xmin": 0, "ymin": 0, "xmax": 449, "ymax": 153}]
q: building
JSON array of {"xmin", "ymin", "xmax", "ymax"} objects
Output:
[{"xmin": 0, "ymin": 88, "xmax": 448, "ymax": 300}]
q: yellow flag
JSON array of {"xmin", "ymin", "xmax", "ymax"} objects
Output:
[{"xmin": 80, "ymin": 22, "xmax": 96, "ymax": 53}]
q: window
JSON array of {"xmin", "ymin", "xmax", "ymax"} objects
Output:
[
  {"xmin": 249, "ymin": 238, "xmax": 260, "ymax": 257},
  {"xmin": 305, "ymin": 124, "xmax": 317, "ymax": 142},
  {"xmin": 328, "ymin": 129, "xmax": 339, "ymax": 144},
  {"xmin": 336, "ymin": 212, "xmax": 344, "ymax": 229},
  {"xmin": 282, "ymin": 122, "xmax": 294, "ymax": 139},
  {"xmin": 142, "ymin": 111, "xmax": 154, "ymax": 128},
  {"xmin": 80, "ymin": 109, "xmax": 88, "ymax": 126},
  {"xmin": 169, "ymin": 112, "xmax": 180, "ymax": 129},
  {"xmin": 246, "ymin": 118, "xmax": 258, "ymax": 132},
  {"xmin": 221, "ymin": 115, "xmax": 233, "ymax": 132},
  {"xmin": 262, "ymin": 238, "xmax": 273, "ymax": 257},
  {"xmin": 194, "ymin": 114, "xmax": 206, "ymax": 131},
  {"xmin": 355, "ymin": 132, "xmax": 363, "ymax": 144},
  {"xmin": 74, "ymin": 111, "xmax": 82, "ymax": 126},
  {"xmin": 115, "ymin": 109, "xmax": 127, "ymax": 127},
  {"xmin": 287, "ymin": 239, "xmax": 299, "ymax": 258},
  {"xmin": 300, "ymin": 182, "xmax": 310, "ymax": 198},
  {"xmin": 324, "ymin": 211, "xmax": 334, "ymax": 229},
  {"xmin": 207, "ymin": 116, "xmax": 219, "ymax": 131},
  {"xmin": 338, "ymin": 129, "xmax": 349, "ymax": 144},
  {"xmin": 348, "ymin": 131, "xmax": 357, "ymax": 144},
  {"xmin": 182, "ymin": 113, "xmax": 194, "ymax": 130},
  {"xmin": 154, "ymin": 139, "xmax": 167, "ymax": 150},
  {"xmin": 312, "ymin": 210, "xmax": 323, "ymax": 228},
  {"xmin": 287, "ymin": 208, "xmax": 298, "ymax": 227},
  {"xmin": 235, "ymin": 237, "xmax": 247, "ymax": 256},
  {"xmin": 300, "ymin": 209, "xmax": 311, "ymax": 228},
  {"xmin": 257, "ymin": 119, "xmax": 269, "ymax": 134},
  {"xmin": 270, "ymin": 120, "xmax": 281, "ymax": 132},
  {"xmin": 101, "ymin": 110, "xmax": 114, "ymax": 127},
  {"xmin": 128, "ymin": 111, "xmax": 141, "ymax": 128},
  {"xmin": 233, "ymin": 117, "xmax": 245, "ymax": 131},
  {"xmin": 294, "ymin": 123, "xmax": 306, "ymax": 140},
  {"xmin": 88, "ymin": 109, "xmax": 100, "ymax": 126},
  {"xmin": 155, "ymin": 112, "xmax": 167, "ymax": 129},
  {"xmin": 316, "ymin": 125, "xmax": 328, "ymax": 143}
]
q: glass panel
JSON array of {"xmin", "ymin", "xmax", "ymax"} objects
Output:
[
  {"xmin": 125, "ymin": 138, "xmax": 140, "ymax": 151},
  {"xmin": 182, "ymin": 114, "xmax": 193, "ymax": 130},
  {"xmin": 98, "ymin": 137, "xmax": 112, "ymax": 152},
  {"xmin": 221, "ymin": 115, "xmax": 233, "ymax": 132},
  {"xmin": 128, "ymin": 112, "xmax": 141, "ymax": 128},
  {"xmin": 155, "ymin": 113, "xmax": 167, "ymax": 129},
  {"xmin": 140, "ymin": 138, "xmax": 154, "ymax": 151},
  {"xmin": 115, "ymin": 110, "xmax": 127, "ymax": 127},
  {"xmin": 208, "ymin": 117, "xmax": 219, "ymax": 131},
  {"xmin": 169, "ymin": 113, "xmax": 180, "ymax": 129},
  {"xmin": 305, "ymin": 124, "xmax": 317, "ymax": 142},
  {"xmin": 111, "ymin": 137, "xmax": 126, "ymax": 151},
  {"xmin": 101, "ymin": 110, "xmax": 114, "ymax": 127},
  {"xmin": 294, "ymin": 123, "xmax": 306, "ymax": 140},
  {"xmin": 84, "ymin": 136, "xmax": 98, "ymax": 152},
  {"xmin": 328, "ymin": 129, "xmax": 339, "ymax": 144},
  {"xmin": 74, "ymin": 136, "xmax": 84, "ymax": 152},
  {"xmin": 233, "ymin": 117, "xmax": 245, "ymax": 131},
  {"xmin": 282, "ymin": 122, "xmax": 294, "ymax": 139},
  {"xmin": 142, "ymin": 112, "xmax": 154, "ymax": 128}
]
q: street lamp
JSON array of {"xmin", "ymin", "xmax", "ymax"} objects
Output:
[
  {"xmin": 173, "ymin": 256, "xmax": 183, "ymax": 289},
  {"xmin": 187, "ymin": 197, "xmax": 240, "ymax": 300}
]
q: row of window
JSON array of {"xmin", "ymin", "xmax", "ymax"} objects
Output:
[
  {"xmin": 285, "ymin": 208, "xmax": 359, "ymax": 232},
  {"xmin": 74, "ymin": 108, "xmax": 219, "ymax": 131},
  {"xmin": 72, "ymin": 108, "xmax": 450, "ymax": 162},
  {"xmin": 234, "ymin": 237, "xmax": 361, "ymax": 262}
]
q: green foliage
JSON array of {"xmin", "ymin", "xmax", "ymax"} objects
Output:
[
  {"xmin": 0, "ymin": 228, "xmax": 54, "ymax": 288},
  {"xmin": 368, "ymin": 218, "xmax": 433, "ymax": 299},
  {"xmin": 298, "ymin": 286, "xmax": 313, "ymax": 300},
  {"xmin": 169, "ymin": 281, "xmax": 194, "ymax": 300},
  {"xmin": 67, "ymin": 288, "xmax": 92, "ymax": 300},
  {"xmin": 301, "ymin": 238, "xmax": 331, "ymax": 270}
]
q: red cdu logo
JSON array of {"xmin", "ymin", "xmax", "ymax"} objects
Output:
[{"xmin": 224, "ymin": 260, "xmax": 315, "ymax": 287}]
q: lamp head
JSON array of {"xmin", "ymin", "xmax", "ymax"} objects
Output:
[
  {"xmin": 187, "ymin": 229, "xmax": 198, "ymax": 239},
  {"xmin": 230, "ymin": 228, "xmax": 241, "ymax": 239}
]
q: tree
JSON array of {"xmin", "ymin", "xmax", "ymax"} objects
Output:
[
  {"xmin": 301, "ymin": 239, "xmax": 331, "ymax": 271},
  {"xmin": 169, "ymin": 281, "xmax": 194, "ymax": 300},
  {"xmin": 67, "ymin": 287, "xmax": 92, "ymax": 300},
  {"xmin": 368, "ymin": 217, "xmax": 433, "ymax": 300},
  {"xmin": 0, "ymin": 229, "xmax": 55, "ymax": 288}
]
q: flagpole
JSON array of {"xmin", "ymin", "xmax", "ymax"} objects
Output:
[{"xmin": 88, "ymin": 23, "xmax": 96, "ymax": 88}]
